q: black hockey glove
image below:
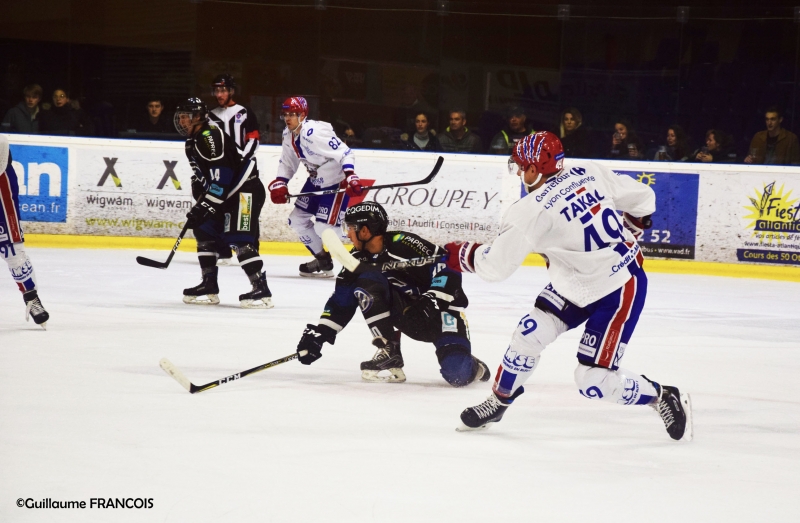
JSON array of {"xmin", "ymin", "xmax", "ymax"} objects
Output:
[
  {"xmin": 297, "ymin": 324, "xmax": 336, "ymax": 365},
  {"xmin": 185, "ymin": 199, "xmax": 217, "ymax": 228}
]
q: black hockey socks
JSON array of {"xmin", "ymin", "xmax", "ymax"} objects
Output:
[{"xmin": 234, "ymin": 243, "xmax": 263, "ymax": 279}]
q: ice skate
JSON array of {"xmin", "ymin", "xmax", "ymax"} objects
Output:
[
  {"xmin": 23, "ymin": 290, "xmax": 49, "ymax": 330},
  {"xmin": 474, "ymin": 356, "xmax": 490, "ymax": 382},
  {"xmin": 299, "ymin": 251, "xmax": 334, "ymax": 278},
  {"xmin": 457, "ymin": 387, "xmax": 524, "ymax": 431},
  {"xmin": 360, "ymin": 338, "xmax": 406, "ymax": 383},
  {"xmin": 645, "ymin": 376, "xmax": 693, "ymax": 441},
  {"xmin": 183, "ymin": 272, "xmax": 220, "ymax": 305},
  {"xmin": 239, "ymin": 272, "xmax": 274, "ymax": 309}
]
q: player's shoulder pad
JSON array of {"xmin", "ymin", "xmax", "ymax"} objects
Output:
[
  {"xmin": 301, "ymin": 119, "xmax": 335, "ymax": 141},
  {"xmin": 387, "ymin": 231, "xmax": 438, "ymax": 258},
  {"xmin": 195, "ymin": 126, "xmax": 225, "ymax": 160}
]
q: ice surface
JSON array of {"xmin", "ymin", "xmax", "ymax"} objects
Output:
[{"xmin": 1, "ymin": 248, "xmax": 799, "ymax": 522}]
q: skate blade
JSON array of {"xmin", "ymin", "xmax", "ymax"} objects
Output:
[
  {"xmin": 216, "ymin": 258, "xmax": 238, "ymax": 267},
  {"xmin": 240, "ymin": 297, "xmax": 274, "ymax": 309},
  {"xmin": 39, "ymin": 322, "xmax": 47, "ymax": 331},
  {"xmin": 455, "ymin": 421, "xmax": 488, "ymax": 432},
  {"xmin": 299, "ymin": 270, "xmax": 334, "ymax": 278},
  {"xmin": 361, "ymin": 368, "xmax": 406, "ymax": 383},
  {"xmin": 680, "ymin": 393, "xmax": 694, "ymax": 442},
  {"xmin": 182, "ymin": 294, "xmax": 220, "ymax": 305}
]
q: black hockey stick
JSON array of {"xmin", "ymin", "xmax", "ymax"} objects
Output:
[
  {"xmin": 136, "ymin": 222, "xmax": 190, "ymax": 269},
  {"xmin": 321, "ymin": 229, "xmax": 448, "ymax": 274},
  {"xmin": 288, "ymin": 155, "xmax": 444, "ymax": 199},
  {"xmin": 159, "ymin": 353, "xmax": 298, "ymax": 394}
]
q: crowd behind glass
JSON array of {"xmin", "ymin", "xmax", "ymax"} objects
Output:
[{"xmin": 3, "ymin": 82, "xmax": 798, "ymax": 166}]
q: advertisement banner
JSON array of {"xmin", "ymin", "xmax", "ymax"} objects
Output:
[
  {"xmin": 9, "ymin": 144, "xmax": 69, "ymax": 223},
  {"xmin": 616, "ymin": 169, "xmax": 699, "ymax": 259},
  {"xmin": 736, "ymin": 176, "xmax": 800, "ymax": 266},
  {"xmin": 345, "ymin": 153, "xmax": 504, "ymax": 245},
  {"xmin": 75, "ymin": 147, "xmax": 194, "ymax": 237}
]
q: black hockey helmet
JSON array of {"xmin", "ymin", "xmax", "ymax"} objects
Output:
[
  {"xmin": 174, "ymin": 97, "xmax": 208, "ymax": 136},
  {"xmin": 344, "ymin": 202, "xmax": 389, "ymax": 236},
  {"xmin": 211, "ymin": 74, "xmax": 237, "ymax": 91}
]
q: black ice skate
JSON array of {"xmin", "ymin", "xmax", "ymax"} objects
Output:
[
  {"xmin": 299, "ymin": 251, "xmax": 334, "ymax": 278},
  {"xmin": 644, "ymin": 376, "xmax": 693, "ymax": 441},
  {"xmin": 473, "ymin": 356, "xmax": 491, "ymax": 382},
  {"xmin": 183, "ymin": 272, "xmax": 220, "ymax": 305},
  {"xmin": 360, "ymin": 338, "xmax": 406, "ymax": 383},
  {"xmin": 457, "ymin": 387, "xmax": 525, "ymax": 432},
  {"xmin": 23, "ymin": 290, "xmax": 49, "ymax": 330},
  {"xmin": 238, "ymin": 272, "xmax": 274, "ymax": 309}
]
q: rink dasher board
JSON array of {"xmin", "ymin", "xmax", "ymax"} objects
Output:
[{"xmin": 6, "ymin": 133, "xmax": 800, "ymax": 268}]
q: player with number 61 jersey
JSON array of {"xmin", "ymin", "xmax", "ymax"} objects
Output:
[
  {"xmin": 445, "ymin": 131, "xmax": 693, "ymax": 441},
  {"xmin": 269, "ymin": 97, "xmax": 361, "ymax": 278}
]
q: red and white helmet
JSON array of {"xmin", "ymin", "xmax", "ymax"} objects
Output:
[
  {"xmin": 511, "ymin": 131, "xmax": 565, "ymax": 177},
  {"xmin": 281, "ymin": 97, "xmax": 308, "ymax": 118}
]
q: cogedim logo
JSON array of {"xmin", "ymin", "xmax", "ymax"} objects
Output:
[{"xmin": 9, "ymin": 144, "xmax": 69, "ymax": 222}]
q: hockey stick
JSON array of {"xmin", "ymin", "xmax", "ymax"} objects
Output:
[
  {"xmin": 159, "ymin": 353, "xmax": 298, "ymax": 394},
  {"xmin": 321, "ymin": 228, "xmax": 447, "ymax": 274},
  {"xmin": 288, "ymin": 155, "xmax": 444, "ymax": 199},
  {"xmin": 136, "ymin": 222, "xmax": 190, "ymax": 269}
]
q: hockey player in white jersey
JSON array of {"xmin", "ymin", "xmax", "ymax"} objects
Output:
[
  {"xmin": 268, "ymin": 97, "xmax": 362, "ymax": 277},
  {"xmin": 0, "ymin": 134, "xmax": 49, "ymax": 328},
  {"xmin": 445, "ymin": 131, "xmax": 692, "ymax": 441}
]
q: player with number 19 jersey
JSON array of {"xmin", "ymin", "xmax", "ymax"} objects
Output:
[
  {"xmin": 447, "ymin": 132, "xmax": 692, "ymax": 441},
  {"xmin": 475, "ymin": 157, "xmax": 654, "ymax": 307}
]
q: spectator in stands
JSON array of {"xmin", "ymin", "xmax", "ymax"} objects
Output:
[
  {"xmin": 692, "ymin": 129, "xmax": 736, "ymax": 163},
  {"xmin": 488, "ymin": 106, "xmax": 534, "ymax": 155},
  {"xmin": 744, "ymin": 107, "xmax": 800, "ymax": 165},
  {"xmin": 39, "ymin": 88, "xmax": 93, "ymax": 136},
  {"xmin": 652, "ymin": 125, "xmax": 689, "ymax": 161},
  {"xmin": 1, "ymin": 83, "xmax": 42, "ymax": 134},
  {"xmin": 607, "ymin": 119, "xmax": 636, "ymax": 159},
  {"xmin": 439, "ymin": 109, "xmax": 483, "ymax": 154},
  {"xmin": 136, "ymin": 97, "xmax": 172, "ymax": 133},
  {"xmin": 401, "ymin": 111, "xmax": 442, "ymax": 152},
  {"xmin": 559, "ymin": 107, "xmax": 591, "ymax": 158},
  {"xmin": 625, "ymin": 134, "xmax": 645, "ymax": 160}
]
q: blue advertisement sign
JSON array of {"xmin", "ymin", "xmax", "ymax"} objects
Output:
[
  {"xmin": 615, "ymin": 170, "xmax": 699, "ymax": 259},
  {"xmin": 8, "ymin": 144, "xmax": 69, "ymax": 223}
]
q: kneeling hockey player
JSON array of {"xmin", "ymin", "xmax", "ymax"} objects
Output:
[
  {"xmin": 174, "ymin": 97, "xmax": 272, "ymax": 308},
  {"xmin": 295, "ymin": 202, "xmax": 489, "ymax": 385},
  {"xmin": 0, "ymin": 134, "xmax": 49, "ymax": 328},
  {"xmin": 447, "ymin": 131, "xmax": 692, "ymax": 440}
]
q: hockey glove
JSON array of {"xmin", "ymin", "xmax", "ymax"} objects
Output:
[
  {"xmin": 185, "ymin": 199, "xmax": 218, "ymax": 228},
  {"xmin": 344, "ymin": 172, "xmax": 363, "ymax": 197},
  {"xmin": 268, "ymin": 178, "xmax": 290, "ymax": 204},
  {"xmin": 297, "ymin": 324, "xmax": 336, "ymax": 365},
  {"xmin": 190, "ymin": 174, "xmax": 207, "ymax": 201},
  {"xmin": 623, "ymin": 213, "xmax": 652, "ymax": 241},
  {"xmin": 444, "ymin": 241, "xmax": 481, "ymax": 273}
]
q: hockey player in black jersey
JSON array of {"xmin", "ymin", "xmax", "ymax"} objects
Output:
[
  {"xmin": 174, "ymin": 97, "xmax": 272, "ymax": 308},
  {"xmin": 295, "ymin": 202, "xmax": 489, "ymax": 385},
  {"xmin": 207, "ymin": 74, "xmax": 261, "ymax": 265}
]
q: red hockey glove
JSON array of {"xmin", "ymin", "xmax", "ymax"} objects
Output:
[
  {"xmin": 344, "ymin": 172, "xmax": 363, "ymax": 197},
  {"xmin": 623, "ymin": 213, "xmax": 652, "ymax": 240},
  {"xmin": 444, "ymin": 241, "xmax": 481, "ymax": 273},
  {"xmin": 268, "ymin": 178, "xmax": 290, "ymax": 204}
]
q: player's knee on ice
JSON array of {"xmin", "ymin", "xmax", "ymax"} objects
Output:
[
  {"xmin": 573, "ymin": 364, "xmax": 658, "ymax": 405},
  {"xmin": 436, "ymin": 345, "xmax": 475, "ymax": 387}
]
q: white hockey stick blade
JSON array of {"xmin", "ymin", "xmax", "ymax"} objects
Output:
[
  {"xmin": 321, "ymin": 228, "xmax": 360, "ymax": 272},
  {"xmin": 0, "ymin": 134, "xmax": 9, "ymax": 174},
  {"xmin": 159, "ymin": 358, "xmax": 193, "ymax": 392}
]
